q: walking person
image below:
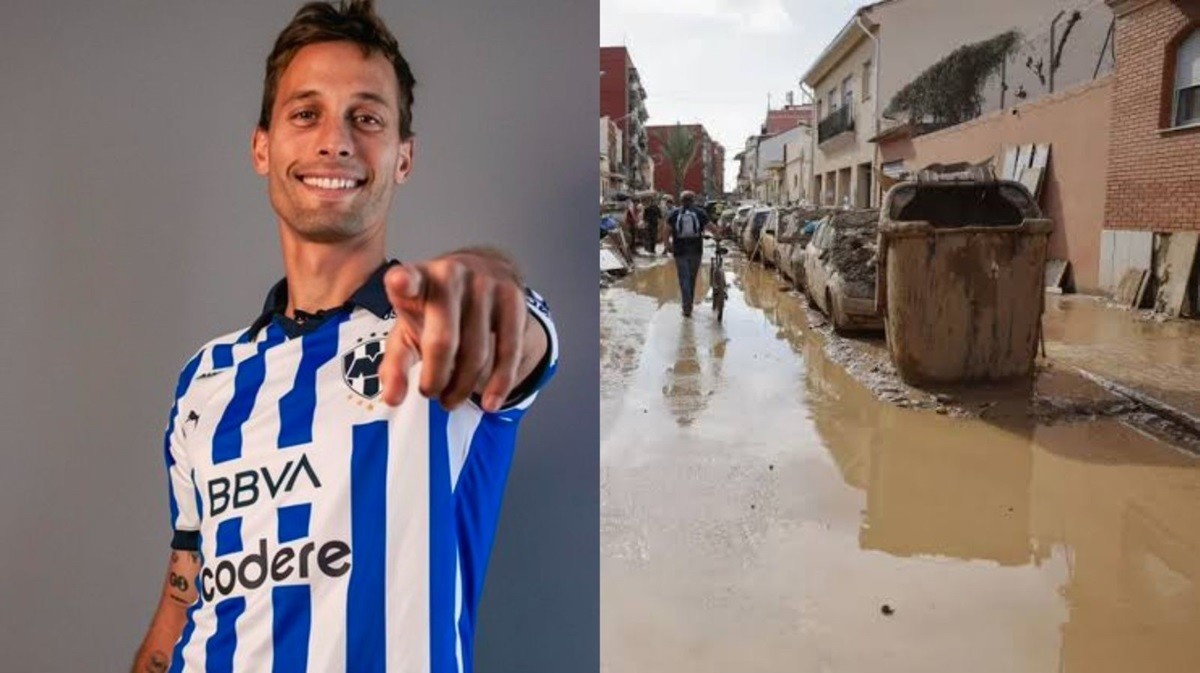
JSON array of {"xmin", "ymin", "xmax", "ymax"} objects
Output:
[
  {"xmin": 622, "ymin": 196, "xmax": 641, "ymax": 256},
  {"xmin": 641, "ymin": 195, "xmax": 662, "ymax": 254},
  {"xmin": 665, "ymin": 191, "xmax": 709, "ymax": 317}
]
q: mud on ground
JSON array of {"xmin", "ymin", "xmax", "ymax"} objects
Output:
[{"xmin": 789, "ymin": 285, "xmax": 1200, "ymax": 454}]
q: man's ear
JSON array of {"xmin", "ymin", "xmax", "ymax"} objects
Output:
[
  {"xmin": 251, "ymin": 127, "xmax": 269, "ymax": 176},
  {"xmin": 394, "ymin": 138, "xmax": 414, "ymax": 185}
]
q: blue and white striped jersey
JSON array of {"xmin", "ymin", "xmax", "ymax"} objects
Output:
[{"xmin": 161, "ymin": 262, "xmax": 558, "ymax": 673}]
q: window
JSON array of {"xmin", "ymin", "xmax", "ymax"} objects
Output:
[
  {"xmin": 1175, "ymin": 29, "xmax": 1200, "ymax": 126},
  {"xmin": 841, "ymin": 76, "xmax": 854, "ymax": 109},
  {"xmin": 829, "ymin": 88, "xmax": 838, "ymax": 109},
  {"xmin": 862, "ymin": 60, "xmax": 873, "ymax": 101}
]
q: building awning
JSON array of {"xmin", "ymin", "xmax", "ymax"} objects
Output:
[{"xmin": 869, "ymin": 121, "xmax": 916, "ymax": 144}]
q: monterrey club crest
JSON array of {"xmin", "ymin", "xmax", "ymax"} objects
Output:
[{"xmin": 342, "ymin": 337, "xmax": 386, "ymax": 399}]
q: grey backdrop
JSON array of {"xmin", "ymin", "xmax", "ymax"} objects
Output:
[{"xmin": 0, "ymin": 1, "xmax": 597, "ymax": 671}]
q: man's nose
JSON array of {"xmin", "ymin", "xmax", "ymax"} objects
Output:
[{"xmin": 316, "ymin": 119, "xmax": 354, "ymax": 158}]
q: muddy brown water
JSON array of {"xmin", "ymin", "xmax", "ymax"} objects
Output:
[
  {"xmin": 1044, "ymin": 294, "xmax": 1200, "ymax": 421},
  {"xmin": 601, "ymin": 253, "xmax": 1200, "ymax": 673}
]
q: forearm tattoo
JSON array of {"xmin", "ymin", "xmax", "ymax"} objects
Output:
[{"xmin": 144, "ymin": 650, "xmax": 169, "ymax": 672}]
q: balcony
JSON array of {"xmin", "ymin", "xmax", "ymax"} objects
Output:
[{"xmin": 818, "ymin": 103, "xmax": 854, "ymax": 144}]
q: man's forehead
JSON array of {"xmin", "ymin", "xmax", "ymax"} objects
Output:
[{"xmin": 276, "ymin": 42, "xmax": 398, "ymax": 109}]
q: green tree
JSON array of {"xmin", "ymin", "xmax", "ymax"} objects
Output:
[{"xmin": 660, "ymin": 123, "xmax": 698, "ymax": 198}]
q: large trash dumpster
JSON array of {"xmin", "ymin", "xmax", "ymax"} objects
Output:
[{"xmin": 877, "ymin": 178, "xmax": 1053, "ymax": 385}]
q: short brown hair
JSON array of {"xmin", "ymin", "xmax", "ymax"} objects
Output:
[{"xmin": 258, "ymin": 0, "xmax": 416, "ymax": 139}]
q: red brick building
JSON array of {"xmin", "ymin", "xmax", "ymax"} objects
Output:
[
  {"xmin": 1105, "ymin": 0, "xmax": 1200, "ymax": 231},
  {"xmin": 763, "ymin": 103, "xmax": 813, "ymax": 135},
  {"xmin": 647, "ymin": 124, "xmax": 725, "ymax": 199},
  {"xmin": 600, "ymin": 46, "xmax": 651, "ymax": 190}
]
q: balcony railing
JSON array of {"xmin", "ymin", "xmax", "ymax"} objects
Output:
[{"xmin": 818, "ymin": 103, "xmax": 854, "ymax": 143}]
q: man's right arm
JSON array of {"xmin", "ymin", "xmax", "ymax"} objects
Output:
[{"xmin": 131, "ymin": 549, "xmax": 200, "ymax": 673}]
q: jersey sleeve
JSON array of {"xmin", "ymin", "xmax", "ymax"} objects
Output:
[
  {"xmin": 164, "ymin": 349, "xmax": 205, "ymax": 550},
  {"xmin": 490, "ymin": 286, "xmax": 559, "ymax": 415}
]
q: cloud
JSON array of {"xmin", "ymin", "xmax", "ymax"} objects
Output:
[{"xmin": 609, "ymin": 0, "xmax": 794, "ymax": 35}]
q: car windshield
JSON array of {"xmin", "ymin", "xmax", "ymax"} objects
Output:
[{"xmin": 752, "ymin": 212, "xmax": 769, "ymax": 227}]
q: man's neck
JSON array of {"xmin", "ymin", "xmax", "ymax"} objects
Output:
[{"xmin": 277, "ymin": 223, "xmax": 387, "ymax": 319}]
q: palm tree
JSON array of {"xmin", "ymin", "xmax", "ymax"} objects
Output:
[{"xmin": 660, "ymin": 123, "xmax": 698, "ymax": 198}]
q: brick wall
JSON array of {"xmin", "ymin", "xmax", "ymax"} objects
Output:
[
  {"xmin": 1105, "ymin": 0, "xmax": 1200, "ymax": 231},
  {"xmin": 599, "ymin": 47, "xmax": 629, "ymax": 125}
]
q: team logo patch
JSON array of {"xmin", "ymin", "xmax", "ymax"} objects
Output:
[{"xmin": 342, "ymin": 337, "xmax": 386, "ymax": 399}]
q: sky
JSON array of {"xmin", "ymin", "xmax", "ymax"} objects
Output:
[{"xmin": 600, "ymin": 0, "xmax": 864, "ymax": 190}]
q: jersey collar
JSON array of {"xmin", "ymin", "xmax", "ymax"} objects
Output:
[{"xmin": 245, "ymin": 259, "xmax": 400, "ymax": 341}]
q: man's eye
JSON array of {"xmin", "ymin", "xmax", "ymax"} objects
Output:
[
  {"xmin": 292, "ymin": 110, "xmax": 317, "ymax": 121},
  {"xmin": 355, "ymin": 115, "xmax": 382, "ymax": 127}
]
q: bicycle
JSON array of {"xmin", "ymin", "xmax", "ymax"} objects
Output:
[{"xmin": 710, "ymin": 243, "xmax": 728, "ymax": 323}]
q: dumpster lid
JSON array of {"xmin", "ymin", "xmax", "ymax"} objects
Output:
[{"xmin": 884, "ymin": 179, "xmax": 1041, "ymax": 228}]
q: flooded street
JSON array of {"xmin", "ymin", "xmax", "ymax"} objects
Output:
[
  {"xmin": 1044, "ymin": 294, "xmax": 1200, "ymax": 421},
  {"xmin": 601, "ymin": 251, "xmax": 1200, "ymax": 673}
]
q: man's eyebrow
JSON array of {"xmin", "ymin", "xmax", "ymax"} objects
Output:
[
  {"xmin": 281, "ymin": 90, "xmax": 392, "ymax": 109},
  {"xmin": 282, "ymin": 90, "xmax": 321, "ymax": 105},
  {"xmin": 352, "ymin": 92, "xmax": 392, "ymax": 108}
]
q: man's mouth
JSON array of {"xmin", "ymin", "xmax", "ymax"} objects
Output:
[{"xmin": 297, "ymin": 174, "xmax": 367, "ymax": 191}]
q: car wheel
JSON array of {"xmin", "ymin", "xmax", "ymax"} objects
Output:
[{"xmin": 828, "ymin": 289, "xmax": 849, "ymax": 334}]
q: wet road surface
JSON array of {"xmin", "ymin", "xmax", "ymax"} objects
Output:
[
  {"xmin": 601, "ymin": 250, "xmax": 1200, "ymax": 673},
  {"xmin": 1044, "ymin": 294, "xmax": 1200, "ymax": 419}
]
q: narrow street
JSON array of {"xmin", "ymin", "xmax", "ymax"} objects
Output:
[{"xmin": 601, "ymin": 249, "xmax": 1200, "ymax": 673}]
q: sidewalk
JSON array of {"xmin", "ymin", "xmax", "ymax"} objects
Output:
[{"xmin": 1042, "ymin": 294, "xmax": 1200, "ymax": 426}]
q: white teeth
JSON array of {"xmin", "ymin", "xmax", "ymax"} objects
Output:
[{"xmin": 302, "ymin": 176, "xmax": 359, "ymax": 190}]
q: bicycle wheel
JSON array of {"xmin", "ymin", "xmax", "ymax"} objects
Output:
[{"xmin": 711, "ymin": 262, "xmax": 726, "ymax": 323}]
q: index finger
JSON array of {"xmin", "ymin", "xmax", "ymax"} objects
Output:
[{"xmin": 384, "ymin": 264, "xmax": 425, "ymax": 314}]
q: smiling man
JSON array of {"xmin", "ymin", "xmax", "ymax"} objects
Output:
[{"xmin": 130, "ymin": 2, "xmax": 557, "ymax": 672}]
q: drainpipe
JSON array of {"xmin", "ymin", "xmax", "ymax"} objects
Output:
[
  {"xmin": 854, "ymin": 13, "xmax": 881, "ymax": 207},
  {"xmin": 799, "ymin": 83, "xmax": 816, "ymax": 204}
]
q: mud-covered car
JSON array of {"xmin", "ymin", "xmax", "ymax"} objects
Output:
[
  {"xmin": 741, "ymin": 206, "xmax": 776, "ymax": 259},
  {"xmin": 731, "ymin": 204, "xmax": 755, "ymax": 241},
  {"xmin": 802, "ymin": 209, "xmax": 883, "ymax": 333},
  {"xmin": 758, "ymin": 208, "xmax": 781, "ymax": 267},
  {"xmin": 777, "ymin": 207, "xmax": 834, "ymax": 288},
  {"xmin": 715, "ymin": 209, "xmax": 737, "ymax": 240},
  {"xmin": 774, "ymin": 208, "xmax": 803, "ymax": 282}
]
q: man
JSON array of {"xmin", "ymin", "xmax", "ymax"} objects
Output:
[
  {"xmin": 641, "ymin": 195, "xmax": 662, "ymax": 254},
  {"xmin": 130, "ymin": 2, "xmax": 557, "ymax": 672},
  {"xmin": 665, "ymin": 191, "xmax": 709, "ymax": 317},
  {"xmin": 622, "ymin": 196, "xmax": 641, "ymax": 256}
]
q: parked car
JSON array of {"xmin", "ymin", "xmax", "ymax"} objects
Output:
[
  {"xmin": 715, "ymin": 209, "xmax": 737, "ymax": 240},
  {"xmin": 731, "ymin": 204, "xmax": 754, "ymax": 240},
  {"xmin": 802, "ymin": 210, "xmax": 884, "ymax": 333},
  {"xmin": 786, "ymin": 218, "xmax": 822, "ymax": 289},
  {"xmin": 774, "ymin": 209, "xmax": 803, "ymax": 279},
  {"xmin": 741, "ymin": 206, "xmax": 775, "ymax": 259},
  {"xmin": 758, "ymin": 209, "xmax": 781, "ymax": 267}
]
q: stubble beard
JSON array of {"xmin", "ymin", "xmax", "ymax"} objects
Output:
[
  {"xmin": 287, "ymin": 208, "xmax": 367, "ymax": 243},
  {"xmin": 274, "ymin": 177, "xmax": 380, "ymax": 244}
]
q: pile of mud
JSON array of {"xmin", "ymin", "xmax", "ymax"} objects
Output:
[{"xmin": 827, "ymin": 209, "xmax": 880, "ymax": 294}]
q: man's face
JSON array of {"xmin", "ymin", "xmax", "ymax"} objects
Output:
[{"xmin": 252, "ymin": 41, "xmax": 413, "ymax": 243}]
